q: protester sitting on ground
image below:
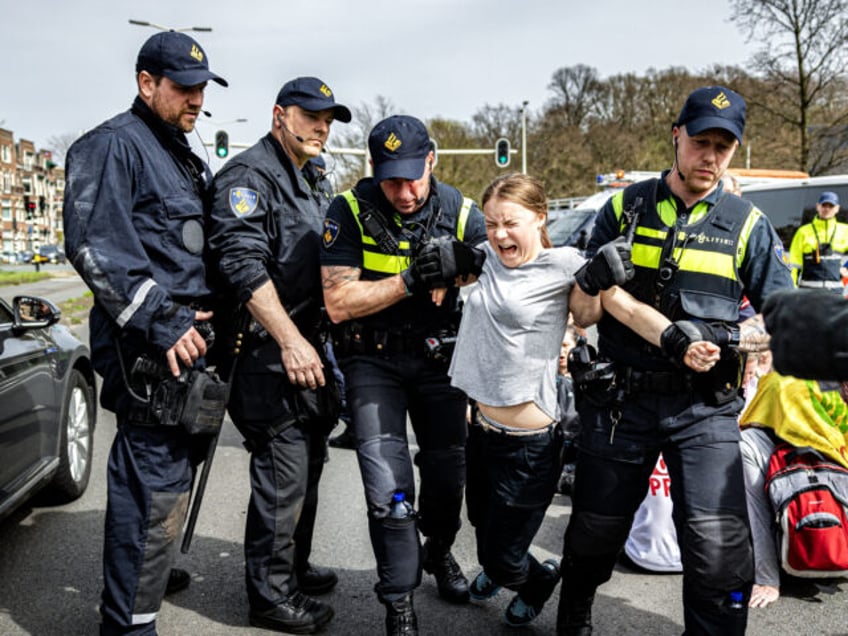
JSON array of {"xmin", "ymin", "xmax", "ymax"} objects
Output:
[{"xmin": 739, "ymin": 371, "xmax": 848, "ymax": 608}]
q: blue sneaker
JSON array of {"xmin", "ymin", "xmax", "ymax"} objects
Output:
[
  {"xmin": 504, "ymin": 559, "xmax": 561, "ymax": 627},
  {"xmin": 469, "ymin": 570, "xmax": 501, "ymax": 600}
]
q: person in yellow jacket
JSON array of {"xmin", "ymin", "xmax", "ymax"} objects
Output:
[{"xmin": 789, "ymin": 191, "xmax": 848, "ymax": 293}]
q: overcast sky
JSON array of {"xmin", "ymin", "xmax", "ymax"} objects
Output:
[{"xmin": 3, "ymin": 0, "xmax": 755, "ymax": 159}]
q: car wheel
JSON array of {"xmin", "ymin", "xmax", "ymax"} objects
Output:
[{"xmin": 48, "ymin": 369, "xmax": 96, "ymax": 502}]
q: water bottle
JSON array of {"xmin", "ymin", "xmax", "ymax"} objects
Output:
[
  {"xmin": 389, "ymin": 491, "xmax": 413, "ymax": 519},
  {"xmin": 727, "ymin": 590, "xmax": 745, "ymax": 610}
]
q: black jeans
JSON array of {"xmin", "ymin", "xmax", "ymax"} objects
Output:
[{"xmin": 466, "ymin": 420, "xmax": 562, "ymax": 596}]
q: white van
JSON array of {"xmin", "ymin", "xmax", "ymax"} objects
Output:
[{"xmin": 740, "ymin": 175, "xmax": 848, "ymax": 246}]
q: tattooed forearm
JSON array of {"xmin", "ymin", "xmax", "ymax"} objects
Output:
[
  {"xmin": 322, "ymin": 265, "xmax": 360, "ymax": 290},
  {"xmin": 738, "ymin": 313, "xmax": 770, "ymax": 353}
]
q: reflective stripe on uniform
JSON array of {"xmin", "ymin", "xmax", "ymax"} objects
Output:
[{"xmin": 117, "ymin": 278, "xmax": 157, "ymax": 327}]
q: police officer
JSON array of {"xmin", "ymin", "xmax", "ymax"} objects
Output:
[
  {"xmin": 557, "ymin": 86, "xmax": 795, "ymax": 636},
  {"xmin": 206, "ymin": 77, "xmax": 350, "ymax": 634},
  {"xmin": 63, "ymin": 31, "xmax": 227, "ymax": 635},
  {"xmin": 320, "ymin": 115, "xmax": 487, "ymax": 635},
  {"xmin": 788, "ymin": 191, "xmax": 848, "ymax": 293}
]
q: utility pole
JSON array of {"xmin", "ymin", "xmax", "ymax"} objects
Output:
[{"xmin": 521, "ymin": 100, "xmax": 529, "ymax": 175}]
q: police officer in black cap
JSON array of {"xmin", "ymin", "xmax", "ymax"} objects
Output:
[
  {"xmin": 320, "ymin": 115, "xmax": 487, "ymax": 635},
  {"xmin": 63, "ymin": 31, "xmax": 227, "ymax": 635},
  {"xmin": 206, "ymin": 76, "xmax": 351, "ymax": 634},
  {"xmin": 556, "ymin": 86, "xmax": 794, "ymax": 636}
]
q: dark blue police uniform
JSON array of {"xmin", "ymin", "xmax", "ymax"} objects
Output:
[
  {"xmin": 560, "ymin": 173, "xmax": 794, "ymax": 635},
  {"xmin": 320, "ymin": 176, "xmax": 486, "ymax": 604},
  {"xmin": 206, "ymin": 133, "xmax": 333, "ymax": 611},
  {"xmin": 64, "ymin": 96, "xmax": 215, "ymax": 635}
]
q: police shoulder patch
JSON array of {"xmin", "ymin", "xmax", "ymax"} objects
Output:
[
  {"xmin": 773, "ymin": 241, "xmax": 791, "ymax": 269},
  {"xmin": 323, "ymin": 219, "xmax": 340, "ymax": 248},
  {"xmin": 229, "ymin": 188, "xmax": 259, "ymax": 218}
]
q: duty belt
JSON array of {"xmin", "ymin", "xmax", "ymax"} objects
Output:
[
  {"xmin": 619, "ymin": 367, "xmax": 693, "ymax": 394},
  {"xmin": 334, "ymin": 322, "xmax": 449, "ymax": 357}
]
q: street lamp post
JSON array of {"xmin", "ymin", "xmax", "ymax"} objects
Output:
[
  {"xmin": 128, "ymin": 19, "xmax": 212, "ymax": 32},
  {"xmin": 521, "ymin": 100, "xmax": 529, "ymax": 175}
]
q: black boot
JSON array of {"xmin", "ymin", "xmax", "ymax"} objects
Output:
[
  {"xmin": 421, "ymin": 538, "xmax": 470, "ymax": 604},
  {"xmin": 165, "ymin": 568, "xmax": 191, "ymax": 595},
  {"xmin": 384, "ymin": 593, "xmax": 418, "ymax": 636},
  {"xmin": 297, "ymin": 563, "xmax": 339, "ymax": 595},
  {"xmin": 556, "ymin": 589, "xmax": 594, "ymax": 636},
  {"xmin": 249, "ymin": 591, "xmax": 334, "ymax": 634}
]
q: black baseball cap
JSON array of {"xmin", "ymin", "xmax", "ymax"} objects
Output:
[
  {"xmin": 368, "ymin": 115, "xmax": 431, "ymax": 183},
  {"xmin": 136, "ymin": 31, "xmax": 227, "ymax": 87},
  {"xmin": 675, "ymin": 86, "xmax": 746, "ymax": 144},
  {"xmin": 275, "ymin": 77, "xmax": 351, "ymax": 123}
]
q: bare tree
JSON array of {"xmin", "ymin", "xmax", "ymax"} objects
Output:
[
  {"xmin": 45, "ymin": 132, "xmax": 81, "ymax": 164},
  {"xmin": 546, "ymin": 64, "xmax": 602, "ymax": 129},
  {"xmin": 730, "ymin": 0, "xmax": 848, "ymax": 172},
  {"xmin": 328, "ymin": 95, "xmax": 398, "ymax": 190}
]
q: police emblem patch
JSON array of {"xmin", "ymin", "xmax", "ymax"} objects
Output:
[
  {"xmin": 229, "ymin": 188, "xmax": 259, "ymax": 218},
  {"xmin": 323, "ymin": 219, "xmax": 340, "ymax": 248},
  {"xmin": 774, "ymin": 241, "xmax": 791, "ymax": 269}
]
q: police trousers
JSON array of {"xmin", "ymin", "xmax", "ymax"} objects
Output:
[
  {"xmin": 100, "ymin": 423, "xmax": 195, "ymax": 636},
  {"xmin": 466, "ymin": 419, "xmax": 562, "ymax": 603},
  {"xmin": 339, "ymin": 352, "xmax": 468, "ymax": 602},
  {"xmin": 242, "ymin": 418, "xmax": 326, "ymax": 610},
  {"xmin": 561, "ymin": 390, "xmax": 753, "ymax": 636}
]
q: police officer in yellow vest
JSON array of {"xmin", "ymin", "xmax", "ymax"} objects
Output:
[
  {"xmin": 789, "ymin": 191, "xmax": 848, "ymax": 294},
  {"xmin": 320, "ymin": 115, "xmax": 487, "ymax": 635},
  {"xmin": 557, "ymin": 87, "xmax": 794, "ymax": 636}
]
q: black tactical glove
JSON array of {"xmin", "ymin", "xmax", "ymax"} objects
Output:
[
  {"xmin": 660, "ymin": 320, "xmax": 740, "ymax": 364},
  {"xmin": 574, "ymin": 237, "xmax": 634, "ymax": 296},
  {"xmin": 411, "ymin": 236, "xmax": 486, "ymax": 289},
  {"xmin": 400, "ymin": 265, "xmax": 423, "ymax": 294}
]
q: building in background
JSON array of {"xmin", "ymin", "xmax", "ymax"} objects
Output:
[{"xmin": 0, "ymin": 128, "xmax": 64, "ymax": 255}]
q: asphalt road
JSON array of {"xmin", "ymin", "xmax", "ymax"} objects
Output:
[{"xmin": 1, "ymin": 274, "xmax": 847, "ymax": 635}]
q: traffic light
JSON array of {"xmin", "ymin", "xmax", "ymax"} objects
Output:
[
  {"xmin": 495, "ymin": 138, "xmax": 511, "ymax": 168},
  {"xmin": 23, "ymin": 195, "xmax": 36, "ymax": 220},
  {"xmin": 215, "ymin": 130, "xmax": 229, "ymax": 158}
]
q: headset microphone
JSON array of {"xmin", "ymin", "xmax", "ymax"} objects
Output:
[
  {"xmin": 202, "ymin": 110, "xmax": 212, "ymax": 118},
  {"xmin": 278, "ymin": 117, "xmax": 305, "ymax": 143}
]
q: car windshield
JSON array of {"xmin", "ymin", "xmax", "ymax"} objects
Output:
[{"xmin": 548, "ymin": 210, "xmax": 597, "ymax": 245}]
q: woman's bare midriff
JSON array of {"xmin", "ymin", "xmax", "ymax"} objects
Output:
[{"xmin": 478, "ymin": 401, "xmax": 554, "ymax": 429}]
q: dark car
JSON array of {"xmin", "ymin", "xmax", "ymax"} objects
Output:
[
  {"xmin": 548, "ymin": 189, "xmax": 621, "ymax": 250},
  {"xmin": 0, "ymin": 295, "xmax": 97, "ymax": 522},
  {"xmin": 34, "ymin": 245, "xmax": 66, "ymax": 265}
]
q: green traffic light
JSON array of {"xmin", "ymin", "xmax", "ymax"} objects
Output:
[{"xmin": 216, "ymin": 147, "xmax": 228, "ymax": 158}]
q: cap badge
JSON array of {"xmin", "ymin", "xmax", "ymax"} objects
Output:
[
  {"xmin": 711, "ymin": 92, "xmax": 731, "ymax": 110},
  {"xmin": 319, "ymin": 84, "xmax": 332, "ymax": 97},
  {"xmin": 384, "ymin": 133, "xmax": 402, "ymax": 153},
  {"xmin": 190, "ymin": 44, "xmax": 204, "ymax": 63}
]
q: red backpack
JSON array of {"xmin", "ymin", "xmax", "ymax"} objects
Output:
[{"xmin": 765, "ymin": 443, "xmax": 848, "ymax": 577}]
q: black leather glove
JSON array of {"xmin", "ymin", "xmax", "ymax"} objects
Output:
[
  {"xmin": 410, "ymin": 237, "xmax": 486, "ymax": 289},
  {"xmin": 660, "ymin": 320, "xmax": 740, "ymax": 364},
  {"xmin": 400, "ymin": 265, "xmax": 423, "ymax": 294},
  {"xmin": 574, "ymin": 237, "xmax": 634, "ymax": 296}
]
